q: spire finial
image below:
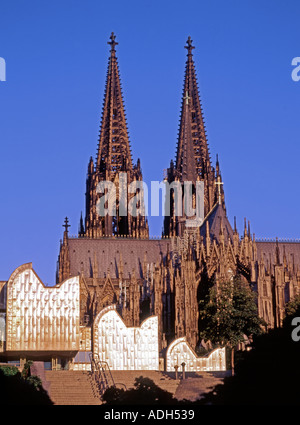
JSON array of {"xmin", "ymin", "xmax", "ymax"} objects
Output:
[
  {"xmin": 79, "ymin": 212, "xmax": 85, "ymax": 236},
  {"xmin": 108, "ymin": 32, "xmax": 118, "ymax": 53},
  {"xmin": 185, "ymin": 36, "xmax": 195, "ymax": 55},
  {"xmin": 244, "ymin": 217, "xmax": 248, "ymax": 237},
  {"xmin": 63, "ymin": 217, "xmax": 70, "ymax": 233}
]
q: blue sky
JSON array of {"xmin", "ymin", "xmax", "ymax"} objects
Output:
[{"xmin": 0, "ymin": 0, "xmax": 299, "ymax": 284}]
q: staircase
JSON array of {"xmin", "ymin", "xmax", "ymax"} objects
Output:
[
  {"xmin": 43, "ymin": 370, "xmax": 229, "ymax": 405},
  {"xmin": 45, "ymin": 371, "xmax": 102, "ymax": 405}
]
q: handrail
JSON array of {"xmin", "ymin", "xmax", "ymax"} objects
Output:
[
  {"xmin": 98, "ymin": 360, "xmax": 114, "ymax": 387},
  {"xmin": 97, "ymin": 360, "xmax": 127, "ymax": 390},
  {"xmin": 89, "ymin": 354, "xmax": 127, "ymax": 396}
]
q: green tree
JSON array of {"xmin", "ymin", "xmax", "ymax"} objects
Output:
[
  {"xmin": 198, "ymin": 275, "xmax": 265, "ymax": 375},
  {"xmin": 285, "ymin": 293, "xmax": 300, "ymax": 318},
  {"xmin": 198, "ymin": 303, "xmax": 300, "ymax": 405},
  {"xmin": 0, "ymin": 362, "xmax": 52, "ymax": 405}
]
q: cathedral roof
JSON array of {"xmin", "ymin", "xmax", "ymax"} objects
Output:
[
  {"xmin": 67, "ymin": 237, "xmax": 170, "ymax": 279},
  {"xmin": 200, "ymin": 202, "xmax": 234, "ymax": 244},
  {"xmin": 256, "ymin": 240, "xmax": 300, "ymax": 268}
]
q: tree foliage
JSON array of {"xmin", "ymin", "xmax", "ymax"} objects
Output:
[
  {"xmin": 0, "ymin": 365, "xmax": 19, "ymax": 376},
  {"xmin": 199, "ymin": 275, "xmax": 265, "ymax": 348},
  {"xmin": 0, "ymin": 361, "xmax": 52, "ymax": 405},
  {"xmin": 198, "ymin": 301, "xmax": 300, "ymax": 405},
  {"xmin": 285, "ymin": 294, "xmax": 300, "ymax": 318},
  {"xmin": 198, "ymin": 275, "xmax": 265, "ymax": 374}
]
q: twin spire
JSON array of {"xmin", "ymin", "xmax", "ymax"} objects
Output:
[{"xmin": 82, "ymin": 33, "xmax": 225, "ymax": 238}]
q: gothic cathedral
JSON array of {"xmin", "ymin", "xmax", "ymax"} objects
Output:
[{"xmin": 57, "ymin": 33, "xmax": 300, "ymax": 353}]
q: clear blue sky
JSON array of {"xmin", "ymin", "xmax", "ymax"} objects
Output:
[{"xmin": 0, "ymin": 0, "xmax": 299, "ymax": 284}]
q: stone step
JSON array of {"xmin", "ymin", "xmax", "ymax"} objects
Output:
[
  {"xmin": 44, "ymin": 371, "xmax": 102, "ymax": 405},
  {"xmin": 43, "ymin": 370, "xmax": 229, "ymax": 404}
]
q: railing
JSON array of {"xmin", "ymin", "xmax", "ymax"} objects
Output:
[
  {"xmin": 89, "ymin": 354, "xmax": 127, "ymax": 397},
  {"xmin": 70, "ymin": 234, "xmax": 171, "ymax": 240},
  {"xmin": 255, "ymin": 238, "xmax": 300, "ymax": 243}
]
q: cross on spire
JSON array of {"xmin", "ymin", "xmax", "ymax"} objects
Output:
[
  {"xmin": 184, "ymin": 90, "xmax": 191, "ymax": 105},
  {"xmin": 108, "ymin": 32, "xmax": 118, "ymax": 53},
  {"xmin": 63, "ymin": 217, "xmax": 70, "ymax": 233},
  {"xmin": 215, "ymin": 176, "xmax": 224, "ymax": 205},
  {"xmin": 185, "ymin": 36, "xmax": 195, "ymax": 55}
]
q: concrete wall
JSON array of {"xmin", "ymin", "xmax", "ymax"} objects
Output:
[
  {"xmin": 166, "ymin": 337, "xmax": 226, "ymax": 372},
  {"xmin": 6, "ymin": 263, "xmax": 80, "ymax": 351},
  {"xmin": 93, "ymin": 305, "xmax": 159, "ymax": 370}
]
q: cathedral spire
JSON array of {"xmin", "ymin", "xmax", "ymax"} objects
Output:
[
  {"xmin": 96, "ymin": 32, "xmax": 133, "ymax": 177},
  {"xmin": 178, "ymin": 90, "xmax": 197, "ymax": 182},
  {"xmin": 176, "ymin": 36, "xmax": 212, "ymax": 179},
  {"xmin": 171, "ymin": 36, "xmax": 224, "ymax": 221},
  {"xmin": 57, "ymin": 217, "xmax": 70, "ymax": 283},
  {"xmin": 83, "ymin": 34, "xmax": 149, "ymax": 239},
  {"xmin": 164, "ymin": 37, "xmax": 226, "ymax": 237}
]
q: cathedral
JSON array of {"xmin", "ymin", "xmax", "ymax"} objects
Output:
[
  {"xmin": 57, "ymin": 33, "xmax": 300, "ymax": 349},
  {"xmin": 1, "ymin": 33, "xmax": 299, "ymax": 371}
]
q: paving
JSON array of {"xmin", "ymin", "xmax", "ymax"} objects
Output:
[
  {"xmin": 174, "ymin": 371, "xmax": 229, "ymax": 402},
  {"xmin": 43, "ymin": 369, "xmax": 229, "ymax": 405}
]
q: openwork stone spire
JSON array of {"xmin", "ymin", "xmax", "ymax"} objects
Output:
[
  {"xmin": 177, "ymin": 90, "xmax": 197, "ymax": 182},
  {"xmin": 96, "ymin": 32, "xmax": 133, "ymax": 177},
  {"xmin": 176, "ymin": 36, "xmax": 212, "ymax": 181},
  {"xmin": 164, "ymin": 36, "xmax": 225, "ymax": 237},
  {"xmin": 83, "ymin": 33, "xmax": 148, "ymax": 239}
]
